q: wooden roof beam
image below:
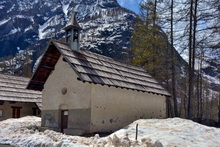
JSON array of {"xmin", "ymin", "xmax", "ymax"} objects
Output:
[
  {"xmin": 41, "ymin": 65, "xmax": 55, "ymax": 70},
  {"xmin": 29, "ymin": 81, "xmax": 45, "ymax": 86}
]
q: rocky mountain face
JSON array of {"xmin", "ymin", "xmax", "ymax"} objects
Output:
[
  {"xmin": 0, "ymin": 0, "xmax": 135, "ymax": 60},
  {"xmin": 0, "ymin": 0, "xmax": 219, "ymax": 89}
]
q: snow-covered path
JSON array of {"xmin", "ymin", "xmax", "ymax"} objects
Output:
[{"xmin": 0, "ymin": 116, "xmax": 220, "ymax": 147}]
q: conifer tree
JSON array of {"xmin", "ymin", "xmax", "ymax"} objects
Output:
[
  {"xmin": 130, "ymin": 0, "xmax": 169, "ymax": 82},
  {"xmin": 0, "ymin": 61, "xmax": 7, "ymax": 74}
]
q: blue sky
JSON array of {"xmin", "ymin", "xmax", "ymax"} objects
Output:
[{"xmin": 117, "ymin": 0, "xmax": 142, "ymax": 14}]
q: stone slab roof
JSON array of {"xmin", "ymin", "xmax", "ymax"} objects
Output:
[
  {"xmin": 27, "ymin": 40, "xmax": 170, "ymax": 97},
  {"xmin": 0, "ymin": 74, "xmax": 42, "ymax": 109}
]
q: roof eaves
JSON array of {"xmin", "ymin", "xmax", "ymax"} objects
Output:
[
  {"xmin": 77, "ymin": 77, "xmax": 170, "ymax": 97},
  {"xmin": 27, "ymin": 39, "xmax": 55, "ymax": 90}
]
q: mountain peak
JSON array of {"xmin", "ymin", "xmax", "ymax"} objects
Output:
[
  {"xmin": 96, "ymin": 0, "xmax": 120, "ymax": 7},
  {"xmin": 0, "ymin": 0, "xmax": 135, "ymax": 59}
]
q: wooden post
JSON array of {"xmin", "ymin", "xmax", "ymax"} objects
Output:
[{"xmin": 135, "ymin": 123, "xmax": 138, "ymax": 140}]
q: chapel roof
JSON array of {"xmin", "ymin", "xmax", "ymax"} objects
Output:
[{"xmin": 27, "ymin": 40, "xmax": 170, "ymax": 97}]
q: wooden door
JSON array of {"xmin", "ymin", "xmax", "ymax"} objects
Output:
[
  {"xmin": 12, "ymin": 107, "xmax": 21, "ymax": 118},
  {"xmin": 61, "ymin": 110, "xmax": 68, "ymax": 132}
]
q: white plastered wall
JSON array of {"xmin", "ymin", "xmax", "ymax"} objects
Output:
[
  {"xmin": 90, "ymin": 84, "xmax": 167, "ymax": 132},
  {"xmin": 42, "ymin": 57, "xmax": 91, "ymax": 111}
]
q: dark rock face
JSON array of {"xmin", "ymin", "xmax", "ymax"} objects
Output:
[{"xmin": 0, "ymin": 0, "xmax": 135, "ymax": 60}]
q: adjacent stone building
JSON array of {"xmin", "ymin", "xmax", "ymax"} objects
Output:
[
  {"xmin": 27, "ymin": 10, "xmax": 170, "ymax": 135},
  {"xmin": 0, "ymin": 74, "xmax": 41, "ymax": 121}
]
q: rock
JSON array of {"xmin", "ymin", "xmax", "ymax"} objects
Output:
[
  {"xmin": 154, "ymin": 140, "xmax": 163, "ymax": 147},
  {"xmin": 141, "ymin": 138, "xmax": 154, "ymax": 147}
]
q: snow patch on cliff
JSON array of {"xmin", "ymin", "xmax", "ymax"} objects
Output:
[
  {"xmin": 0, "ymin": 18, "xmax": 10, "ymax": 26},
  {"xmin": 62, "ymin": 2, "xmax": 70, "ymax": 17}
]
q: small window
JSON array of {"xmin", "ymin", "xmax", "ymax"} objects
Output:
[
  {"xmin": 66, "ymin": 30, "xmax": 71, "ymax": 36},
  {"xmin": 66, "ymin": 30, "xmax": 71, "ymax": 43},
  {"xmin": 73, "ymin": 29, "xmax": 78, "ymax": 42},
  {"xmin": 0, "ymin": 110, "xmax": 3, "ymax": 117}
]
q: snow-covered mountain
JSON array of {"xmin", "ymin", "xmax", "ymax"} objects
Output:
[
  {"xmin": 0, "ymin": 0, "xmax": 135, "ymax": 60},
  {"xmin": 0, "ymin": 0, "xmax": 218, "ymax": 89}
]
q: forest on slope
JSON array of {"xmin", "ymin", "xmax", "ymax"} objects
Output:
[{"xmin": 130, "ymin": 0, "xmax": 220, "ymax": 125}]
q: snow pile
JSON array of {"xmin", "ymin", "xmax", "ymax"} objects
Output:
[
  {"xmin": 108, "ymin": 118, "xmax": 220, "ymax": 146},
  {"xmin": 0, "ymin": 116, "xmax": 220, "ymax": 147},
  {"xmin": 0, "ymin": 116, "xmax": 87, "ymax": 146}
]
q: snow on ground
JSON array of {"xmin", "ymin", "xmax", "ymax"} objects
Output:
[
  {"xmin": 0, "ymin": 116, "xmax": 88, "ymax": 147},
  {"xmin": 0, "ymin": 116, "xmax": 220, "ymax": 147},
  {"xmin": 109, "ymin": 118, "xmax": 220, "ymax": 146}
]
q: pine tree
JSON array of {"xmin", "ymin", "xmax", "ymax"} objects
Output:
[
  {"xmin": 0, "ymin": 61, "xmax": 7, "ymax": 74},
  {"xmin": 130, "ymin": 0, "xmax": 169, "ymax": 82}
]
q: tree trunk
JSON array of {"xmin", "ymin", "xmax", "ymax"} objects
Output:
[
  {"xmin": 187, "ymin": 0, "xmax": 194, "ymax": 119},
  {"xmin": 218, "ymin": 90, "xmax": 220, "ymax": 125},
  {"xmin": 199, "ymin": 50, "xmax": 204, "ymax": 119},
  {"xmin": 197, "ymin": 50, "xmax": 203, "ymax": 120},
  {"xmin": 199, "ymin": 71, "xmax": 203, "ymax": 119},
  {"xmin": 191, "ymin": 0, "xmax": 198, "ymax": 119},
  {"xmin": 170, "ymin": 0, "xmax": 178, "ymax": 117},
  {"xmin": 184, "ymin": 81, "xmax": 188, "ymax": 118},
  {"xmin": 153, "ymin": 0, "xmax": 157, "ymax": 26},
  {"xmin": 196, "ymin": 68, "xmax": 200, "ymax": 119}
]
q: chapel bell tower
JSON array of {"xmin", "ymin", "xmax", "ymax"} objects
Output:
[{"xmin": 63, "ymin": 8, "xmax": 82, "ymax": 51}]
